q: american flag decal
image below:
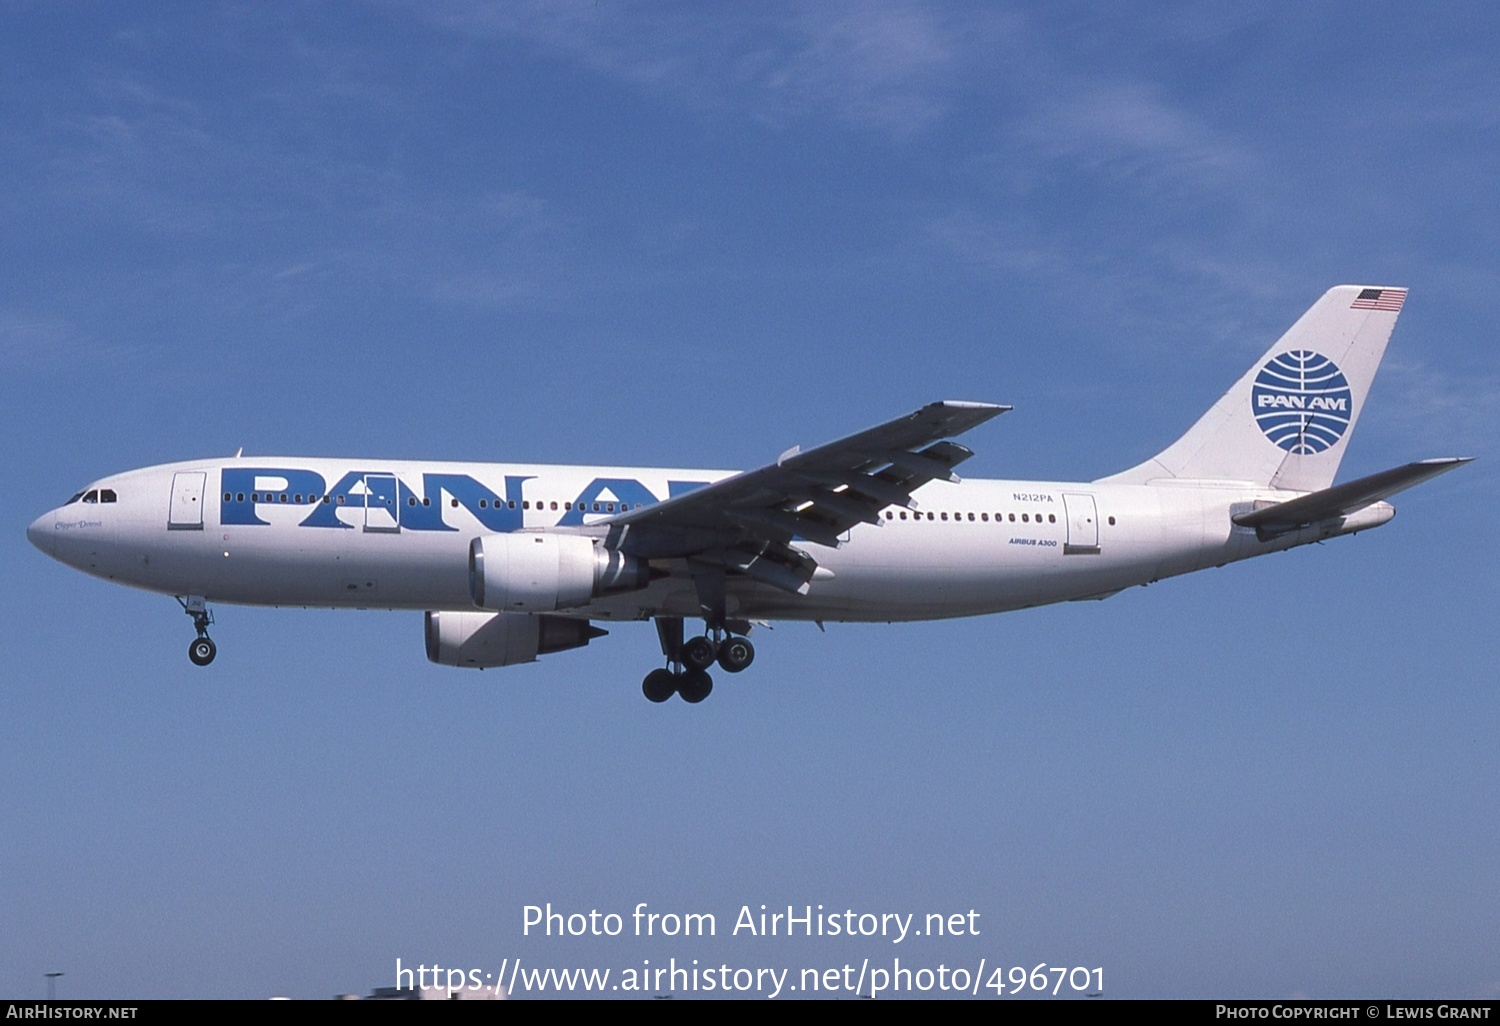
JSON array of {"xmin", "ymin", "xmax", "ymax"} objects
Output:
[{"xmin": 1350, "ymin": 287, "xmax": 1406, "ymax": 311}]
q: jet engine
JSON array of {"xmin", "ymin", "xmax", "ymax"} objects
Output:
[
  {"xmin": 424, "ymin": 610, "xmax": 606, "ymax": 668},
  {"xmin": 469, "ymin": 533, "xmax": 651, "ymax": 612}
]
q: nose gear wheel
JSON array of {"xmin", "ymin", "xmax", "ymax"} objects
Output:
[{"xmin": 177, "ymin": 596, "xmax": 217, "ymax": 666}]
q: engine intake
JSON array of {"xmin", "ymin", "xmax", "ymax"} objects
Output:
[{"xmin": 469, "ymin": 533, "xmax": 650, "ymax": 612}]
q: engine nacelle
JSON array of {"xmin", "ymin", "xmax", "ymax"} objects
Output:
[
  {"xmin": 469, "ymin": 533, "xmax": 650, "ymax": 612},
  {"xmin": 424, "ymin": 610, "xmax": 607, "ymax": 669}
]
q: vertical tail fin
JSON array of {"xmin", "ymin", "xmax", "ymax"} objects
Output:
[{"xmin": 1100, "ymin": 285, "xmax": 1407, "ymax": 491}]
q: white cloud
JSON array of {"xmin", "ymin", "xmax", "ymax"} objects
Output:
[
  {"xmin": 421, "ymin": 0, "xmax": 967, "ymax": 136},
  {"xmin": 1019, "ymin": 80, "xmax": 1252, "ymax": 195},
  {"xmin": 1374, "ymin": 358, "xmax": 1500, "ymax": 461},
  {"xmin": 0, "ymin": 313, "xmax": 140, "ymax": 374},
  {"xmin": 747, "ymin": 4, "xmax": 958, "ymax": 134}
]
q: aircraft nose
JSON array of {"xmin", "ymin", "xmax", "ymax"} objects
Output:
[{"xmin": 27, "ymin": 511, "xmax": 55, "ymax": 557}]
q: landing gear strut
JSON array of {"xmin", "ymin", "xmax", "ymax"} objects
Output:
[
  {"xmin": 178, "ymin": 596, "xmax": 217, "ymax": 666},
  {"xmin": 640, "ymin": 617, "xmax": 754, "ymax": 703}
]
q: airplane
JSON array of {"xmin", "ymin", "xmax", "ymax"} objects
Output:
[{"xmin": 27, "ymin": 285, "xmax": 1469, "ymax": 703}]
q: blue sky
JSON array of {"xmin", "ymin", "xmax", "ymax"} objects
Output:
[{"xmin": 2, "ymin": 1, "xmax": 1495, "ymax": 1000}]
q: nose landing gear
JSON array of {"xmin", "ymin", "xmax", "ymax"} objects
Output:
[{"xmin": 178, "ymin": 596, "xmax": 217, "ymax": 666}]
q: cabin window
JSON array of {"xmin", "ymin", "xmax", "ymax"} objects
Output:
[
  {"xmin": 1108, "ymin": 516, "xmax": 1116, "ymax": 526},
  {"xmin": 1048, "ymin": 514, "xmax": 1056, "ymax": 523}
]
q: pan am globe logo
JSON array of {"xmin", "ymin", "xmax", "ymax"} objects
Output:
[{"xmin": 1251, "ymin": 350, "xmax": 1353, "ymax": 455}]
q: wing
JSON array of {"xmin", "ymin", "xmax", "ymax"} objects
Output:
[{"xmin": 601, "ymin": 400, "xmax": 1008, "ymax": 596}]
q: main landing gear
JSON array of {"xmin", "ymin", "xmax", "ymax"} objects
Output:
[
  {"xmin": 641, "ymin": 617, "xmax": 755, "ymax": 704},
  {"xmin": 178, "ymin": 596, "xmax": 217, "ymax": 666}
]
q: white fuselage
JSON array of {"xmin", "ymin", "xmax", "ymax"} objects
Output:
[{"xmin": 26, "ymin": 456, "xmax": 1387, "ymax": 624}]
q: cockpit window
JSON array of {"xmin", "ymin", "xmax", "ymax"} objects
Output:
[{"xmin": 66, "ymin": 488, "xmax": 117, "ymax": 505}]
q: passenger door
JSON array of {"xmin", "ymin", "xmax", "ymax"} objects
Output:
[
  {"xmin": 168, "ymin": 472, "xmax": 206, "ymax": 530},
  {"xmin": 362, "ymin": 473, "xmax": 400, "ymax": 532}
]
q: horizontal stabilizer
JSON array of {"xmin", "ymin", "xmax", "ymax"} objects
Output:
[{"xmin": 1232, "ymin": 457, "xmax": 1472, "ymax": 533}]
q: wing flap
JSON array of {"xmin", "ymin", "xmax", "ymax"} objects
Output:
[{"xmin": 692, "ymin": 543, "xmax": 820, "ymax": 595}]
